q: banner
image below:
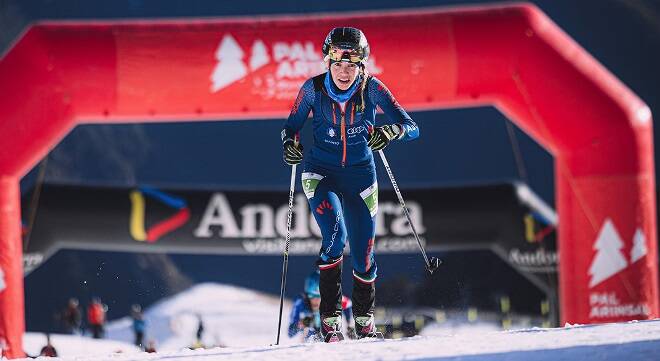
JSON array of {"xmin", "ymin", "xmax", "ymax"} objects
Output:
[
  {"xmin": 26, "ymin": 183, "xmax": 557, "ymax": 289},
  {"xmin": 110, "ymin": 16, "xmax": 456, "ymax": 117}
]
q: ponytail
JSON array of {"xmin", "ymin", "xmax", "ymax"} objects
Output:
[{"xmin": 359, "ymin": 66, "xmax": 370, "ymax": 112}]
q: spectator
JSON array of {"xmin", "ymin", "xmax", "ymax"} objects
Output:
[
  {"xmin": 131, "ymin": 304, "xmax": 146, "ymax": 348},
  {"xmin": 62, "ymin": 298, "xmax": 82, "ymax": 334},
  {"xmin": 191, "ymin": 314, "xmax": 205, "ymax": 349},
  {"xmin": 87, "ymin": 297, "xmax": 107, "ymax": 339}
]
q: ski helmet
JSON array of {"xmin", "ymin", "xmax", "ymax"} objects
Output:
[
  {"xmin": 322, "ymin": 27, "xmax": 370, "ymax": 64},
  {"xmin": 304, "ymin": 270, "xmax": 321, "ymax": 298}
]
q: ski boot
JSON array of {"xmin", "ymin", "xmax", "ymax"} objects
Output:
[
  {"xmin": 354, "ymin": 314, "xmax": 384, "ymax": 340},
  {"xmin": 321, "ymin": 314, "xmax": 344, "ymax": 343}
]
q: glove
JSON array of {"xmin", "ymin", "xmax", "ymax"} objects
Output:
[
  {"xmin": 301, "ymin": 316, "xmax": 313, "ymax": 327},
  {"xmin": 367, "ymin": 124, "xmax": 402, "ymax": 151},
  {"xmin": 283, "ymin": 139, "xmax": 303, "ymax": 165},
  {"xmin": 288, "ymin": 323, "xmax": 299, "ymax": 337}
]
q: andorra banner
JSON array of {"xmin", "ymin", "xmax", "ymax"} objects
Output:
[{"xmin": 24, "ymin": 184, "xmax": 557, "ymax": 293}]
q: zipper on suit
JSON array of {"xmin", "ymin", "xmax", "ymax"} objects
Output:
[
  {"xmin": 332, "ymin": 102, "xmax": 348, "ymax": 167},
  {"xmin": 340, "ymin": 109, "xmax": 347, "ymax": 167}
]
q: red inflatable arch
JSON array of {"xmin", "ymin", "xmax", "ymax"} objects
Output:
[{"xmin": 0, "ymin": 3, "xmax": 656, "ymax": 358}]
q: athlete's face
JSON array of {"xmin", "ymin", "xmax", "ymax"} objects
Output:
[
  {"xmin": 330, "ymin": 61, "xmax": 359, "ymax": 90},
  {"xmin": 310, "ymin": 297, "xmax": 321, "ymax": 311}
]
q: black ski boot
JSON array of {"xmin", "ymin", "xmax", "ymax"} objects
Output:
[
  {"xmin": 320, "ymin": 313, "xmax": 344, "ymax": 342},
  {"xmin": 318, "ymin": 256, "xmax": 345, "ymax": 342},
  {"xmin": 352, "ymin": 271, "xmax": 383, "ymax": 339},
  {"xmin": 354, "ymin": 313, "xmax": 383, "ymax": 339}
]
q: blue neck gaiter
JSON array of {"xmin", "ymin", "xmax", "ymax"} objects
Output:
[{"xmin": 324, "ymin": 70, "xmax": 361, "ymax": 104}]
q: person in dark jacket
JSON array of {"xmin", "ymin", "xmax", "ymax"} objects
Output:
[{"xmin": 62, "ymin": 298, "xmax": 82, "ymax": 334}]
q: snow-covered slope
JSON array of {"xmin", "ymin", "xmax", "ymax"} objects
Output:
[
  {"xmin": 105, "ymin": 283, "xmax": 296, "ymax": 350},
  {"xmin": 21, "ymin": 319, "xmax": 660, "ymax": 361},
  {"xmin": 19, "ymin": 283, "xmax": 660, "ymax": 360}
]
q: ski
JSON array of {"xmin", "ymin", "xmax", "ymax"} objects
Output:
[
  {"xmin": 324, "ymin": 331, "xmax": 345, "ymax": 343},
  {"xmin": 358, "ymin": 331, "xmax": 384, "ymax": 340},
  {"xmin": 370, "ymin": 331, "xmax": 385, "ymax": 340}
]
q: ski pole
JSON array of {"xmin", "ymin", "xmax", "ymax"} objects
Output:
[
  {"xmin": 377, "ymin": 150, "xmax": 441, "ymax": 274},
  {"xmin": 275, "ymin": 144, "xmax": 298, "ymax": 345}
]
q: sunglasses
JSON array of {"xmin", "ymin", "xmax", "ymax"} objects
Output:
[{"xmin": 328, "ymin": 46, "xmax": 364, "ymax": 63}]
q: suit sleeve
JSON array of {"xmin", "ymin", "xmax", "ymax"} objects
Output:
[
  {"xmin": 369, "ymin": 77, "xmax": 419, "ymax": 141},
  {"xmin": 281, "ymin": 78, "xmax": 315, "ymax": 143}
]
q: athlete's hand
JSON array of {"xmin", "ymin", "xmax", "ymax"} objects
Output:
[
  {"xmin": 283, "ymin": 139, "xmax": 303, "ymax": 165},
  {"xmin": 367, "ymin": 124, "xmax": 402, "ymax": 151},
  {"xmin": 288, "ymin": 323, "xmax": 299, "ymax": 337}
]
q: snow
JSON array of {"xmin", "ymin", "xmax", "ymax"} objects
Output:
[
  {"xmin": 19, "ymin": 283, "xmax": 660, "ymax": 360},
  {"xmin": 104, "ymin": 283, "xmax": 296, "ymax": 349},
  {"xmin": 21, "ymin": 333, "xmax": 139, "ymax": 358}
]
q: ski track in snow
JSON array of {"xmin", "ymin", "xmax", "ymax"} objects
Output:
[{"xmin": 19, "ymin": 283, "xmax": 660, "ymax": 361}]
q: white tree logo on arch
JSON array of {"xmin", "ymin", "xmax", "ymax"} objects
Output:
[
  {"xmin": 588, "ymin": 218, "xmax": 651, "ymax": 319},
  {"xmin": 210, "ymin": 33, "xmax": 383, "ymax": 100},
  {"xmin": 589, "ymin": 218, "xmax": 649, "ymax": 288},
  {"xmin": 631, "ymin": 228, "xmax": 648, "ymax": 263},
  {"xmin": 589, "ymin": 219, "xmax": 628, "ymax": 288},
  {"xmin": 210, "ymin": 34, "xmax": 251, "ymax": 92}
]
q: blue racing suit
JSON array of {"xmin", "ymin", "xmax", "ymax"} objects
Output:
[{"xmin": 282, "ymin": 72, "xmax": 419, "ymax": 315}]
